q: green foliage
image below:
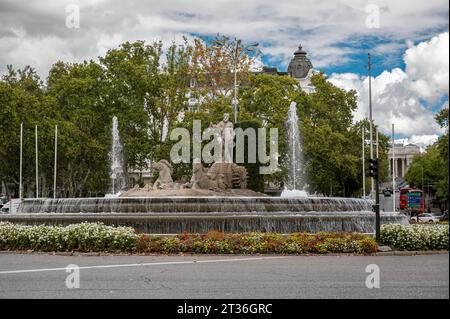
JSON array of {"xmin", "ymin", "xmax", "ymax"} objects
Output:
[
  {"xmin": 0, "ymin": 66, "xmax": 61, "ymax": 197},
  {"xmin": 299, "ymin": 74, "xmax": 371, "ymax": 197},
  {"xmin": 381, "ymin": 224, "xmax": 449, "ymax": 250},
  {"xmin": 1, "ymin": 37, "xmax": 392, "ymax": 198},
  {"xmin": 0, "ymin": 222, "xmax": 138, "ymax": 252},
  {"xmin": 0, "ymin": 222, "xmax": 379, "ymax": 254},
  {"xmin": 434, "ymin": 107, "xmax": 449, "ymax": 202},
  {"xmin": 138, "ymin": 231, "xmax": 378, "ymax": 254},
  {"xmin": 405, "ymin": 106, "xmax": 448, "ymax": 203},
  {"xmin": 235, "ymin": 120, "xmax": 265, "ymax": 192}
]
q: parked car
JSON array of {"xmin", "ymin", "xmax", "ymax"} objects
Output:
[
  {"xmin": 410, "ymin": 213, "xmax": 440, "ymax": 223},
  {"xmin": 382, "ymin": 188, "xmax": 392, "ymax": 197}
]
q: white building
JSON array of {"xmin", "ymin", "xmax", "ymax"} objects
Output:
[
  {"xmin": 260, "ymin": 44, "xmax": 316, "ymax": 93},
  {"xmin": 388, "ymin": 143, "xmax": 421, "ymax": 178},
  {"xmin": 287, "ymin": 44, "xmax": 316, "ymax": 93}
]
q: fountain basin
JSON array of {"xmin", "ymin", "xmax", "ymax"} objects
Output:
[
  {"xmin": 1, "ymin": 212, "xmax": 407, "ymax": 234},
  {"xmin": 0, "ymin": 196, "xmax": 408, "ymax": 234},
  {"xmin": 17, "ymin": 196, "xmax": 373, "ymax": 214}
]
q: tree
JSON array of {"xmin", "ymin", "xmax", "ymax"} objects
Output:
[
  {"xmin": 235, "ymin": 120, "xmax": 265, "ymax": 192},
  {"xmin": 0, "ymin": 66, "xmax": 60, "ymax": 197},
  {"xmin": 100, "ymin": 41, "xmax": 162, "ymax": 171},
  {"xmin": 405, "ymin": 106, "xmax": 448, "ymax": 209},
  {"xmin": 0, "ymin": 37, "xmax": 395, "ymax": 199},
  {"xmin": 435, "ymin": 107, "xmax": 448, "ymax": 203},
  {"xmin": 47, "ymin": 60, "xmax": 110, "ymax": 196},
  {"xmin": 297, "ymin": 73, "xmax": 362, "ymax": 196}
]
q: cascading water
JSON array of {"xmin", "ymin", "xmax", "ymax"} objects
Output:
[
  {"xmin": 107, "ymin": 116, "xmax": 126, "ymax": 197},
  {"xmin": 13, "ymin": 107, "xmax": 409, "ymax": 233},
  {"xmin": 281, "ymin": 102, "xmax": 308, "ymax": 197}
]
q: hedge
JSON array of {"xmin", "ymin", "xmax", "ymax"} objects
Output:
[
  {"xmin": 0, "ymin": 222, "xmax": 138, "ymax": 252},
  {"xmin": 0, "ymin": 222, "xmax": 379, "ymax": 254},
  {"xmin": 136, "ymin": 231, "xmax": 378, "ymax": 254},
  {"xmin": 381, "ymin": 224, "xmax": 449, "ymax": 251}
]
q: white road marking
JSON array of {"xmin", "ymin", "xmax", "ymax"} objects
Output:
[{"xmin": 0, "ymin": 256, "xmax": 287, "ymax": 275}]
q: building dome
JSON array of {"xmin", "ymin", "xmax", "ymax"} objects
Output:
[{"xmin": 287, "ymin": 44, "xmax": 313, "ymax": 79}]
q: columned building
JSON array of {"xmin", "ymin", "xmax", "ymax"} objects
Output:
[{"xmin": 388, "ymin": 143, "xmax": 421, "ymax": 178}]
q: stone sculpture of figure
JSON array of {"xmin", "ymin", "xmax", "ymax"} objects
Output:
[
  {"xmin": 151, "ymin": 159, "xmax": 174, "ymax": 190},
  {"xmin": 190, "ymin": 160, "xmax": 227, "ymax": 191},
  {"xmin": 214, "ymin": 113, "xmax": 235, "ymax": 163}
]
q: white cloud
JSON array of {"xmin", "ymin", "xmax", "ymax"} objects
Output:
[
  {"xmin": 395, "ymin": 135, "xmax": 439, "ymax": 151},
  {"xmin": 329, "ymin": 32, "xmax": 449, "ymax": 142},
  {"xmin": 0, "ymin": 0, "xmax": 448, "ymax": 78},
  {"xmin": 0, "ymin": 0, "xmax": 448, "ymax": 144},
  {"xmin": 404, "ymin": 32, "xmax": 449, "ymax": 101}
]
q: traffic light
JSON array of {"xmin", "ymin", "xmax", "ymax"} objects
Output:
[{"xmin": 368, "ymin": 158, "xmax": 378, "ymax": 178}]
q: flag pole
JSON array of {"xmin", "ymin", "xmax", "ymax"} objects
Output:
[
  {"xmin": 53, "ymin": 125, "xmax": 58, "ymax": 199},
  {"xmin": 19, "ymin": 122, "xmax": 23, "ymax": 200},
  {"xmin": 35, "ymin": 125, "xmax": 39, "ymax": 198}
]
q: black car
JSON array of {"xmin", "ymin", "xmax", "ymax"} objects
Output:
[{"xmin": 382, "ymin": 188, "xmax": 391, "ymax": 197}]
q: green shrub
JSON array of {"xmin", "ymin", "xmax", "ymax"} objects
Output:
[
  {"xmin": 381, "ymin": 224, "xmax": 449, "ymax": 251},
  {"xmin": 0, "ymin": 222, "xmax": 380, "ymax": 254},
  {"xmin": 0, "ymin": 222, "xmax": 138, "ymax": 252},
  {"xmin": 138, "ymin": 231, "xmax": 377, "ymax": 254}
]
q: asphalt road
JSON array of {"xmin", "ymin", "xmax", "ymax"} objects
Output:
[{"xmin": 0, "ymin": 253, "xmax": 448, "ymax": 299}]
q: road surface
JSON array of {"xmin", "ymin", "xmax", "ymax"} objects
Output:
[{"xmin": 0, "ymin": 253, "xmax": 448, "ymax": 299}]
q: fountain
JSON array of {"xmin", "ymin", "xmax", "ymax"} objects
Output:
[
  {"xmin": 281, "ymin": 102, "xmax": 308, "ymax": 198},
  {"xmin": 106, "ymin": 116, "xmax": 126, "ymax": 197},
  {"xmin": 9, "ymin": 113, "xmax": 408, "ymax": 234}
]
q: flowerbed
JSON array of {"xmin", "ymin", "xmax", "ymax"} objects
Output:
[
  {"xmin": 136, "ymin": 231, "xmax": 378, "ymax": 254},
  {"xmin": 0, "ymin": 222, "xmax": 138, "ymax": 252},
  {"xmin": 0, "ymin": 222, "xmax": 379, "ymax": 254},
  {"xmin": 381, "ymin": 224, "xmax": 449, "ymax": 251}
]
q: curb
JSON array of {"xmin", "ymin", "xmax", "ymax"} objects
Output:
[
  {"xmin": 0, "ymin": 250, "xmax": 448, "ymax": 257},
  {"xmin": 374, "ymin": 250, "xmax": 449, "ymax": 256}
]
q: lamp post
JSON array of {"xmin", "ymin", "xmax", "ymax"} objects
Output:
[
  {"xmin": 35, "ymin": 125, "xmax": 40, "ymax": 199},
  {"xmin": 19, "ymin": 123, "xmax": 23, "ymax": 201},
  {"xmin": 53, "ymin": 125, "xmax": 58, "ymax": 199},
  {"xmin": 421, "ymin": 165, "xmax": 424, "ymax": 192},
  {"xmin": 368, "ymin": 53, "xmax": 374, "ymax": 197},
  {"xmin": 362, "ymin": 127, "xmax": 365, "ymax": 199},
  {"xmin": 213, "ymin": 36, "xmax": 260, "ymax": 124},
  {"xmin": 392, "ymin": 124, "xmax": 396, "ymax": 211}
]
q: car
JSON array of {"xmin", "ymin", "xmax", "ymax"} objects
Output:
[
  {"xmin": 410, "ymin": 213, "xmax": 440, "ymax": 223},
  {"xmin": 382, "ymin": 188, "xmax": 391, "ymax": 197}
]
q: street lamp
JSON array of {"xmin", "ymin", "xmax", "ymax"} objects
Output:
[
  {"xmin": 421, "ymin": 165, "xmax": 424, "ymax": 191},
  {"xmin": 417, "ymin": 164, "xmax": 427, "ymax": 212},
  {"xmin": 213, "ymin": 35, "xmax": 260, "ymax": 123}
]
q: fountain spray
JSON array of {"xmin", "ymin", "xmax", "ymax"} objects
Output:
[{"xmin": 109, "ymin": 116, "xmax": 126, "ymax": 196}]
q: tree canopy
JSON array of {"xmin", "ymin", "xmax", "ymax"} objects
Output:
[
  {"xmin": 405, "ymin": 106, "xmax": 449, "ymax": 206},
  {"xmin": 1, "ymin": 37, "xmax": 398, "ymax": 198}
]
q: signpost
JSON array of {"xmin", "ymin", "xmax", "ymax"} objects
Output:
[{"xmin": 369, "ymin": 158, "xmax": 380, "ymax": 243}]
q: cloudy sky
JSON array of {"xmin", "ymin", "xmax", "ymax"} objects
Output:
[{"xmin": 0, "ymin": 0, "xmax": 448, "ymax": 147}]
